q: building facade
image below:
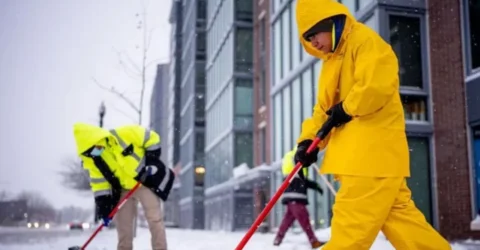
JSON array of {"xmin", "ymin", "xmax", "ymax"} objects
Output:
[
  {"xmin": 252, "ymin": 0, "xmax": 272, "ymax": 233},
  {"xmin": 204, "ymin": 0, "xmax": 255, "ymax": 231},
  {"xmin": 164, "ymin": 0, "xmax": 183, "ymax": 227},
  {"xmin": 458, "ymin": 0, "xmax": 480, "ymax": 239},
  {"xmin": 150, "ymin": 63, "xmax": 169, "ymax": 163},
  {"xmin": 178, "ymin": 0, "xmax": 207, "ymax": 229}
]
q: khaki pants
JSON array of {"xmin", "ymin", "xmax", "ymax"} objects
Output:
[{"xmin": 114, "ymin": 186, "xmax": 167, "ymax": 250}]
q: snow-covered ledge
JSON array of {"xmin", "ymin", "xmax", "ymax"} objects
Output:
[{"xmin": 471, "ymin": 215, "xmax": 480, "ymax": 231}]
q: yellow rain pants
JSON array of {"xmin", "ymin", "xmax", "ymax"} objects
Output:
[{"xmin": 323, "ymin": 175, "xmax": 451, "ymax": 250}]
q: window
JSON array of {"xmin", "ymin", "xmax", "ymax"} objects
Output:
[
  {"xmin": 467, "ymin": 0, "xmax": 480, "ymax": 70},
  {"xmin": 273, "ymin": 0, "xmax": 282, "ymax": 13},
  {"xmin": 401, "ymin": 95, "xmax": 428, "ymax": 122},
  {"xmin": 235, "ymin": 0, "xmax": 253, "ymax": 22},
  {"xmin": 235, "ymin": 133, "xmax": 253, "ymax": 167},
  {"xmin": 406, "ymin": 137, "xmax": 432, "ymax": 224},
  {"xmin": 282, "ymin": 10, "xmax": 291, "ymax": 76},
  {"xmin": 282, "ymin": 86, "xmax": 292, "ymax": 153},
  {"xmin": 301, "ymin": 68, "xmax": 313, "ymax": 120},
  {"xmin": 473, "ymin": 127, "xmax": 480, "ymax": 212},
  {"xmin": 235, "ymin": 85, "xmax": 253, "ymax": 115},
  {"xmin": 388, "ymin": 14, "xmax": 429, "ymax": 124},
  {"xmin": 259, "ymin": 67, "xmax": 267, "ymax": 106},
  {"xmin": 235, "ymin": 28, "xmax": 253, "ymax": 72},
  {"xmin": 292, "ymin": 79, "xmax": 302, "ymax": 145},
  {"xmin": 274, "ymin": 94, "xmax": 283, "ymax": 160},
  {"xmin": 234, "ymin": 80, "xmax": 253, "ymax": 130},
  {"xmin": 259, "ymin": 18, "xmax": 266, "ymax": 52},
  {"xmin": 196, "ymin": 32, "xmax": 206, "ymax": 55},
  {"xmin": 290, "ymin": 1, "xmax": 301, "ymax": 69},
  {"xmin": 389, "ymin": 15, "xmax": 423, "ymax": 89},
  {"xmin": 259, "ymin": 128, "xmax": 267, "ymax": 164},
  {"xmin": 363, "ymin": 14, "xmax": 377, "ymax": 32},
  {"xmin": 195, "ymin": 132, "xmax": 205, "ymax": 159},
  {"xmin": 197, "ymin": 0, "xmax": 207, "ymax": 20},
  {"xmin": 359, "ymin": 0, "xmax": 373, "ymax": 9},
  {"xmin": 340, "ymin": 0, "xmax": 358, "ymax": 13},
  {"xmin": 273, "ymin": 21, "xmax": 282, "ymax": 85}
]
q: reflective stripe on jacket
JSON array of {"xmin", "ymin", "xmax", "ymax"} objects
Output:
[{"xmin": 109, "ymin": 125, "xmax": 161, "ymax": 189}]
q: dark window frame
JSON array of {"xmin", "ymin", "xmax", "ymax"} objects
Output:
[
  {"xmin": 380, "ymin": 8, "xmax": 432, "ymax": 132},
  {"xmin": 463, "ymin": 0, "xmax": 480, "ymax": 73},
  {"xmin": 260, "ymin": 127, "xmax": 267, "ymax": 164}
]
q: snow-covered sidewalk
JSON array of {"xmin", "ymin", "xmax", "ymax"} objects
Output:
[{"xmin": 0, "ymin": 226, "xmax": 473, "ymax": 250}]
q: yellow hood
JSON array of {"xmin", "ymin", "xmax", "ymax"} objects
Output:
[
  {"xmin": 73, "ymin": 122, "xmax": 112, "ymax": 155},
  {"xmin": 296, "ymin": 0, "xmax": 355, "ymax": 59}
]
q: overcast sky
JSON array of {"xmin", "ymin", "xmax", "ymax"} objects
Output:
[{"xmin": 0, "ymin": 0, "xmax": 171, "ymax": 209}]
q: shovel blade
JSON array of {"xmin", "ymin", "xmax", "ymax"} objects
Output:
[{"xmin": 68, "ymin": 246, "xmax": 81, "ymax": 250}]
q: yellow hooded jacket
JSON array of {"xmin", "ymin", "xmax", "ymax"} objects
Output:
[
  {"xmin": 73, "ymin": 123, "xmax": 127, "ymax": 197},
  {"xmin": 296, "ymin": 0, "xmax": 410, "ymax": 177},
  {"xmin": 108, "ymin": 124, "xmax": 161, "ymax": 188},
  {"xmin": 73, "ymin": 123, "xmax": 162, "ymax": 196}
]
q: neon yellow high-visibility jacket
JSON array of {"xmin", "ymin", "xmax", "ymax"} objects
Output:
[
  {"xmin": 281, "ymin": 149, "xmax": 323, "ymax": 205},
  {"xmin": 73, "ymin": 123, "xmax": 161, "ymax": 197},
  {"xmin": 73, "ymin": 123, "xmax": 125, "ymax": 198},
  {"xmin": 108, "ymin": 124, "xmax": 161, "ymax": 189}
]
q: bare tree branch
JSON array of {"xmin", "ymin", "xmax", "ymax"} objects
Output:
[
  {"xmin": 92, "ymin": 77, "xmax": 141, "ymax": 115},
  {"xmin": 58, "ymin": 157, "xmax": 90, "ymax": 191},
  {"xmin": 109, "ymin": 103, "xmax": 138, "ymax": 123},
  {"xmin": 145, "ymin": 57, "xmax": 168, "ymax": 68},
  {"xmin": 145, "ymin": 27, "xmax": 157, "ymax": 52},
  {"xmin": 0, "ymin": 190, "xmax": 10, "ymax": 201},
  {"xmin": 17, "ymin": 191, "xmax": 57, "ymax": 222},
  {"xmin": 112, "ymin": 47, "xmax": 142, "ymax": 75}
]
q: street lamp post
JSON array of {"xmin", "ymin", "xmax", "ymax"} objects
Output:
[
  {"xmin": 94, "ymin": 102, "xmax": 107, "ymax": 224},
  {"xmin": 99, "ymin": 101, "xmax": 106, "ymax": 128}
]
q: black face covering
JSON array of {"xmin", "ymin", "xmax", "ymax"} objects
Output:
[{"xmin": 303, "ymin": 18, "xmax": 334, "ymax": 41}]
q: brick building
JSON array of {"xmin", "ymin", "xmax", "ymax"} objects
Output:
[{"xmin": 252, "ymin": 0, "xmax": 272, "ymax": 232}]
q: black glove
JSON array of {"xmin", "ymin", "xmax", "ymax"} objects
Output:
[
  {"xmin": 95, "ymin": 195, "xmax": 115, "ymax": 219},
  {"xmin": 135, "ymin": 159, "xmax": 175, "ymax": 201},
  {"xmin": 315, "ymin": 183, "xmax": 324, "ymax": 195},
  {"xmin": 326, "ymin": 101, "xmax": 352, "ymax": 127},
  {"xmin": 305, "ymin": 179, "xmax": 324, "ymax": 195},
  {"xmin": 294, "ymin": 140, "xmax": 319, "ymax": 168},
  {"xmin": 145, "ymin": 148, "xmax": 161, "ymax": 166}
]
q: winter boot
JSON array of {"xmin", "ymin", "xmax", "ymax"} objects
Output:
[
  {"xmin": 311, "ymin": 240, "xmax": 325, "ymax": 249},
  {"xmin": 273, "ymin": 237, "xmax": 282, "ymax": 246}
]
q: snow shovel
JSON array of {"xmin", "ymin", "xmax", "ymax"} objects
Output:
[
  {"xmin": 68, "ymin": 170, "xmax": 150, "ymax": 250},
  {"xmin": 234, "ymin": 118, "xmax": 334, "ymax": 250}
]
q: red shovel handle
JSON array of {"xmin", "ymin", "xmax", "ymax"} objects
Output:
[
  {"xmin": 234, "ymin": 137, "xmax": 321, "ymax": 250},
  {"xmin": 80, "ymin": 182, "xmax": 142, "ymax": 250}
]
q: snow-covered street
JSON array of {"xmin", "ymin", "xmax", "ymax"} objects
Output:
[{"xmin": 0, "ymin": 226, "xmax": 474, "ymax": 250}]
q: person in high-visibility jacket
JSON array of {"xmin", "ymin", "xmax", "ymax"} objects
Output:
[
  {"xmin": 274, "ymin": 149, "xmax": 324, "ymax": 248},
  {"xmin": 73, "ymin": 123, "xmax": 174, "ymax": 250},
  {"xmin": 293, "ymin": 0, "xmax": 451, "ymax": 249}
]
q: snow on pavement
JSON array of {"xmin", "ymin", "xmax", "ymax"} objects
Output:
[{"xmin": 0, "ymin": 227, "xmax": 472, "ymax": 250}]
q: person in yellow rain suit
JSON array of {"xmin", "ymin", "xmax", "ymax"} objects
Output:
[
  {"xmin": 293, "ymin": 0, "xmax": 451, "ymax": 249},
  {"xmin": 73, "ymin": 123, "xmax": 174, "ymax": 250}
]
